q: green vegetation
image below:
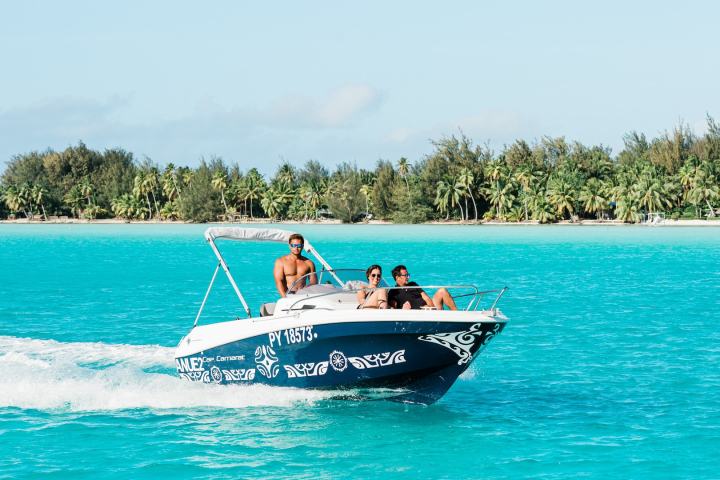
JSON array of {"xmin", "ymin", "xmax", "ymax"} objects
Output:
[{"xmin": 2, "ymin": 118, "xmax": 720, "ymax": 223}]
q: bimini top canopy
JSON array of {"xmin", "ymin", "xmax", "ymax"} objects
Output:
[
  {"xmin": 204, "ymin": 226, "xmax": 332, "ymax": 269},
  {"xmin": 204, "ymin": 227, "xmax": 326, "ymax": 264},
  {"xmin": 205, "ymin": 227, "xmax": 295, "ymax": 244}
]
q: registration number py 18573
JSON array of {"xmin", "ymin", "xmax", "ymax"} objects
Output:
[{"xmin": 268, "ymin": 326, "xmax": 317, "ymax": 347}]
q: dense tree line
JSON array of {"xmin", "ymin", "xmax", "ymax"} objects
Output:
[{"xmin": 2, "ymin": 118, "xmax": 719, "ymax": 223}]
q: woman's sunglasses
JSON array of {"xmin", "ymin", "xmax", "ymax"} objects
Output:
[{"xmin": 369, "ymin": 273, "xmax": 381, "ymax": 278}]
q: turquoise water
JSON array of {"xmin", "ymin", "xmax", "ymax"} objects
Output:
[{"xmin": 1, "ymin": 224, "xmax": 719, "ymax": 479}]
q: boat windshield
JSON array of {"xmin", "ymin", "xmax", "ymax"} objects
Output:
[{"xmin": 288, "ymin": 268, "xmax": 389, "ymax": 292}]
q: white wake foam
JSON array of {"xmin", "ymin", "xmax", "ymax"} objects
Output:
[{"xmin": 0, "ymin": 336, "xmax": 330, "ymax": 411}]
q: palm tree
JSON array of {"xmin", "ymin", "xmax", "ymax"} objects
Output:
[
  {"xmin": 434, "ymin": 180, "xmax": 451, "ymax": 220},
  {"xmin": 162, "ymin": 163, "xmax": 181, "ymax": 202},
  {"xmin": 677, "ymin": 163, "xmax": 697, "ymax": 203},
  {"xmin": 273, "ymin": 181, "xmax": 295, "ymax": 217},
  {"xmin": 530, "ymin": 193, "xmax": 556, "ymax": 224},
  {"xmin": 507, "ymin": 205, "xmax": 524, "ymax": 222},
  {"xmin": 64, "ymin": 185, "xmax": 85, "ymax": 218},
  {"xmin": 359, "ymin": 183, "xmax": 372, "ymax": 215},
  {"xmin": 3, "ymin": 185, "xmax": 27, "ymax": 218},
  {"xmin": 635, "ymin": 168, "xmax": 672, "ymax": 215},
  {"xmin": 483, "ymin": 179, "xmax": 515, "ymax": 220},
  {"xmin": 450, "ymin": 176, "xmax": 465, "ymax": 220},
  {"xmin": 688, "ymin": 168, "xmax": 720, "ymax": 217},
  {"xmin": 211, "ymin": 170, "xmax": 229, "ymax": 215},
  {"xmin": 133, "ymin": 171, "xmax": 153, "ymax": 218},
  {"xmin": 77, "ymin": 178, "xmax": 94, "ymax": 207},
  {"xmin": 297, "ymin": 184, "xmax": 312, "ymax": 220},
  {"xmin": 458, "ymin": 167, "xmax": 477, "ymax": 221},
  {"xmin": 579, "ymin": 178, "xmax": 608, "ymax": 219},
  {"xmin": 31, "ymin": 185, "xmax": 48, "ymax": 220},
  {"xmin": 181, "ymin": 169, "xmax": 194, "ymax": 189},
  {"xmin": 513, "ymin": 165, "xmax": 538, "ymax": 221},
  {"xmin": 546, "ymin": 176, "xmax": 576, "ymax": 219},
  {"xmin": 83, "ymin": 204, "xmax": 106, "ymax": 220},
  {"xmin": 144, "ymin": 168, "xmax": 160, "ymax": 217},
  {"xmin": 232, "ymin": 179, "xmax": 249, "ymax": 216},
  {"xmin": 244, "ymin": 169, "xmax": 266, "ymax": 219},
  {"xmin": 159, "ymin": 200, "xmax": 181, "ymax": 220},
  {"xmin": 296, "ymin": 180, "xmax": 325, "ymax": 220},
  {"xmin": 261, "ymin": 188, "xmax": 282, "ymax": 219},
  {"xmin": 397, "ymin": 157, "xmax": 410, "ymax": 191},
  {"xmin": 274, "ymin": 163, "xmax": 297, "ymax": 189},
  {"xmin": 112, "ymin": 194, "xmax": 148, "ymax": 220},
  {"xmin": 18, "ymin": 183, "xmax": 34, "ymax": 219},
  {"xmin": 614, "ymin": 196, "xmax": 642, "ymax": 223},
  {"xmin": 484, "ymin": 160, "xmax": 510, "ymax": 218}
]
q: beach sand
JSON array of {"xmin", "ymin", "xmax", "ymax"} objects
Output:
[{"xmin": 1, "ymin": 218, "xmax": 719, "ymax": 226}]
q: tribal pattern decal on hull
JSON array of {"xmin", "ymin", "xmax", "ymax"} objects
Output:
[
  {"xmin": 329, "ymin": 351, "xmax": 348, "ymax": 372},
  {"xmin": 284, "ymin": 361, "xmax": 329, "ymax": 378},
  {"xmin": 348, "ymin": 350, "xmax": 406, "ymax": 369},
  {"xmin": 255, "ymin": 345, "xmax": 279, "ymax": 378},
  {"xmin": 418, "ymin": 323, "xmax": 501, "ymax": 365},
  {"xmin": 222, "ymin": 368, "xmax": 256, "ymax": 381},
  {"xmin": 179, "ymin": 371, "xmax": 210, "ymax": 382}
]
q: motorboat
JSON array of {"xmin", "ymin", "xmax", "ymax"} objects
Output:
[{"xmin": 175, "ymin": 227, "xmax": 509, "ymax": 404}]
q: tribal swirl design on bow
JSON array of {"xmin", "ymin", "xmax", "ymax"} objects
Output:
[{"xmin": 418, "ymin": 323, "xmax": 502, "ymax": 365}]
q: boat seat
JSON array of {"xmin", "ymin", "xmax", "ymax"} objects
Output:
[{"xmin": 260, "ymin": 303, "xmax": 276, "ymax": 317}]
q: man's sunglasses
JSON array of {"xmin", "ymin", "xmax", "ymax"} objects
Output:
[
  {"xmin": 397, "ymin": 273, "xmax": 410, "ymax": 277},
  {"xmin": 290, "ymin": 243, "xmax": 304, "ymax": 248}
]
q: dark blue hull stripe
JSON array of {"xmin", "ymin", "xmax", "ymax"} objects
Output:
[{"xmin": 176, "ymin": 320, "xmax": 506, "ymax": 404}]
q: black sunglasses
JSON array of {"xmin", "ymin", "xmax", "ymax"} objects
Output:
[{"xmin": 369, "ymin": 273, "xmax": 381, "ymax": 278}]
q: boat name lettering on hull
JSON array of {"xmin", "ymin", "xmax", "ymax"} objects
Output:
[
  {"xmin": 215, "ymin": 354, "xmax": 245, "ymax": 362},
  {"xmin": 176, "ymin": 357, "xmax": 203, "ymax": 372},
  {"xmin": 268, "ymin": 326, "xmax": 316, "ymax": 347}
]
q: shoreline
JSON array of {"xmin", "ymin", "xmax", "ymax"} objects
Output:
[{"xmin": 1, "ymin": 218, "xmax": 719, "ymax": 227}]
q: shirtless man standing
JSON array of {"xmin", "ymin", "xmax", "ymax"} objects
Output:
[{"xmin": 273, "ymin": 233, "xmax": 317, "ymax": 297}]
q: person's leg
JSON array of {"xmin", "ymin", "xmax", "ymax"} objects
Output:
[{"xmin": 433, "ymin": 288, "xmax": 458, "ymax": 310}]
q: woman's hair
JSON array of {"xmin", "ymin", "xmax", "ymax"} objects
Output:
[{"xmin": 366, "ymin": 264, "xmax": 382, "ymax": 279}]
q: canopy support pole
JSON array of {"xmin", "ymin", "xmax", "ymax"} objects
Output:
[
  {"xmin": 207, "ymin": 238, "xmax": 252, "ymax": 318},
  {"xmin": 194, "ymin": 263, "xmax": 220, "ymax": 327}
]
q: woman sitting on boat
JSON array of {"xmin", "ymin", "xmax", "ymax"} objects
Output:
[{"xmin": 357, "ymin": 264, "xmax": 388, "ymax": 309}]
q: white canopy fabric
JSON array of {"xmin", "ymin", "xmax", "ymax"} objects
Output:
[
  {"xmin": 204, "ymin": 226, "xmax": 331, "ymax": 272},
  {"xmin": 205, "ymin": 227, "xmax": 295, "ymax": 243}
]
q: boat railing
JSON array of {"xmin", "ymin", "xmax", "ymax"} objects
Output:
[{"xmin": 286, "ymin": 285, "xmax": 508, "ymax": 315}]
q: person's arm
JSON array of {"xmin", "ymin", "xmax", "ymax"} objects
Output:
[
  {"xmin": 420, "ymin": 290, "xmax": 435, "ymax": 308},
  {"xmin": 356, "ymin": 289, "xmax": 367, "ymax": 304},
  {"xmin": 274, "ymin": 258, "xmax": 287, "ymax": 297},
  {"xmin": 387, "ymin": 289, "xmax": 397, "ymax": 309},
  {"xmin": 307, "ymin": 260, "xmax": 317, "ymax": 285}
]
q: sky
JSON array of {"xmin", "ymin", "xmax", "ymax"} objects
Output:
[{"xmin": 1, "ymin": 0, "xmax": 718, "ymax": 174}]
